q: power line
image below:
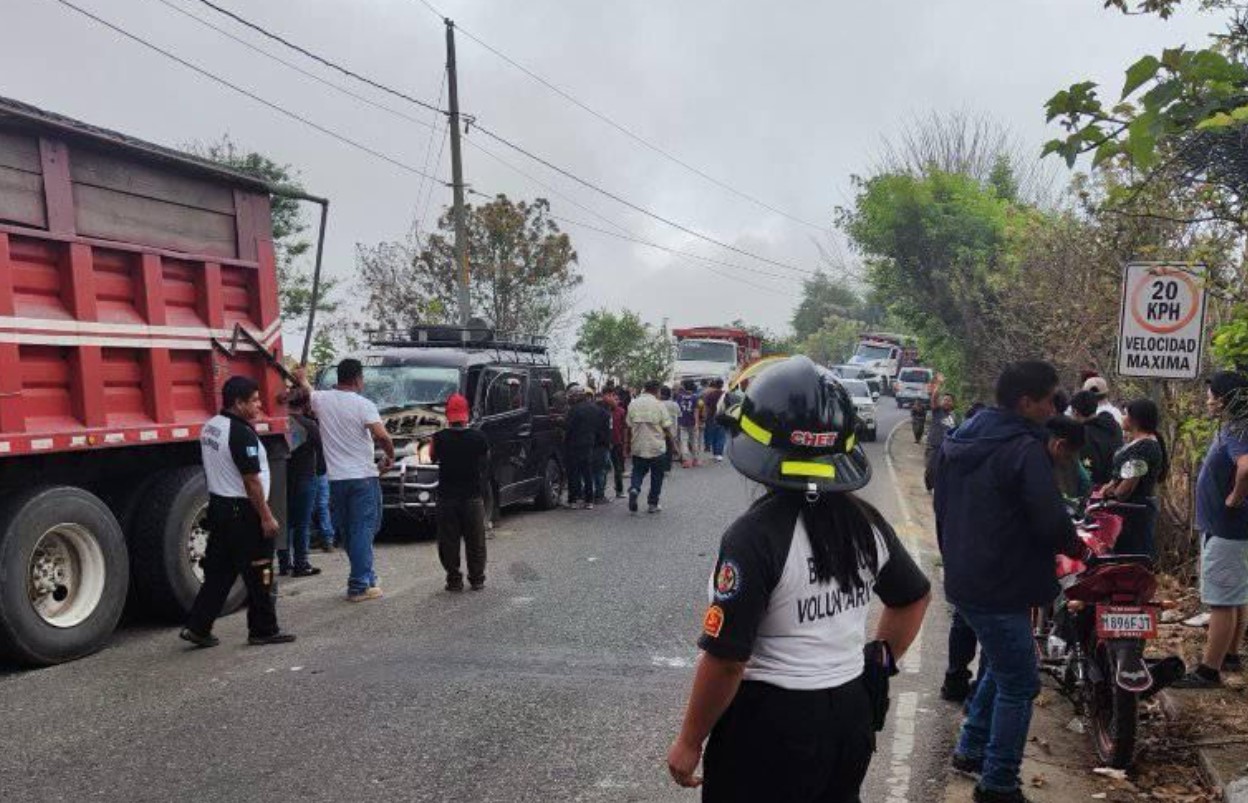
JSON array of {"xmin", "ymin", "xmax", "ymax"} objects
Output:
[
  {"xmin": 544, "ymin": 214, "xmax": 794, "ymax": 297},
  {"xmin": 150, "ymin": 0, "xmax": 441, "ymax": 134},
  {"xmin": 410, "ymin": 0, "xmax": 829, "ymax": 234},
  {"xmin": 462, "ymin": 141, "xmax": 797, "ymax": 293},
  {"xmin": 48, "ymin": 0, "xmax": 449, "ymax": 185},
  {"xmin": 471, "ymin": 122, "xmax": 817, "ymax": 277},
  {"xmin": 191, "ymin": 0, "xmax": 448, "ymax": 116},
  {"xmin": 167, "ymin": 0, "xmax": 818, "ymax": 277},
  {"xmin": 413, "ymin": 70, "xmax": 449, "ymax": 240}
]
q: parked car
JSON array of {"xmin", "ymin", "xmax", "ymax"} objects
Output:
[
  {"xmin": 840, "ymin": 378, "xmax": 878, "ymax": 442},
  {"xmin": 894, "ymin": 367, "xmax": 935, "ymax": 409},
  {"xmin": 830, "ymin": 364, "xmax": 886, "ymax": 399},
  {"xmin": 318, "ymin": 327, "xmax": 567, "ymax": 530}
]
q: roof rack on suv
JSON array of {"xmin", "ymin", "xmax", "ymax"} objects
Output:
[{"xmin": 366, "ymin": 325, "xmax": 552, "ymax": 365}]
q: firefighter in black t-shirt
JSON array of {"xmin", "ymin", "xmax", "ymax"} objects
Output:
[
  {"xmin": 666, "ymin": 356, "xmax": 931, "ymax": 801},
  {"xmin": 431, "ymin": 393, "xmax": 491, "ymax": 591}
]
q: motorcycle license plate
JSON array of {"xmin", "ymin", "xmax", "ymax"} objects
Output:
[{"xmin": 1095, "ymin": 605, "xmax": 1158, "ymax": 639}]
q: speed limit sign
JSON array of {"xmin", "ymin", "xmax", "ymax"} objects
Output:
[{"xmin": 1116, "ymin": 263, "xmax": 1208, "ymax": 379}]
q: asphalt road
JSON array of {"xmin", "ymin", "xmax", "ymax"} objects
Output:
[{"xmin": 0, "ymin": 404, "xmax": 959, "ymax": 803}]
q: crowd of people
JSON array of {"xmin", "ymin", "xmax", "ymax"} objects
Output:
[
  {"xmin": 178, "ymin": 363, "xmax": 746, "ymax": 647},
  {"xmin": 561, "ymin": 377, "xmax": 730, "ymax": 513},
  {"xmin": 176, "ymin": 349, "xmax": 1248, "ymax": 803}
]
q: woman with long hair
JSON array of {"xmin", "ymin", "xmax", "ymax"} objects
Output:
[
  {"xmin": 665, "ymin": 356, "xmax": 930, "ymax": 802},
  {"xmin": 1104, "ymin": 398, "xmax": 1170, "ymax": 560}
]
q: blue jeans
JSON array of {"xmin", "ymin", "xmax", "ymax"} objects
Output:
[
  {"xmin": 629, "ymin": 455, "xmax": 666, "ymax": 506},
  {"xmin": 330, "ymin": 477, "xmax": 382, "ymax": 595},
  {"xmin": 279, "ymin": 473, "xmax": 317, "ymax": 572},
  {"xmin": 955, "ymin": 606, "xmax": 1039, "ymax": 794},
  {"xmin": 313, "ymin": 475, "xmax": 335, "ymax": 546},
  {"xmin": 703, "ymin": 422, "xmax": 726, "ymax": 457},
  {"xmin": 592, "ymin": 447, "xmax": 610, "ymax": 500}
]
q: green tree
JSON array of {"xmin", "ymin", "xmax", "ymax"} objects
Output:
[
  {"xmin": 797, "ymin": 315, "xmax": 863, "ymax": 366},
  {"xmin": 188, "ymin": 135, "xmax": 338, "ymax": 323},
  {"xmin": 417, "ymin": 195, "xmax": 580, "ymax": 337},
  {"xmin": 790, "ymin": 271, "xmax": 863, "ymax": 340},
  {"xmin": 575, "ymin": 309, "xmax": 673, "ymax": 386}
]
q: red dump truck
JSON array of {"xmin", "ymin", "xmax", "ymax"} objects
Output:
[{"xmin": 0, "ymin": 97, "xmax": 321, "ymax": 666}]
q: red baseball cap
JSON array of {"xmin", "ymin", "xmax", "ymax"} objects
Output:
[{"xmin": 446, "ymin": 393, "xmax": 470, "ymax": 424}]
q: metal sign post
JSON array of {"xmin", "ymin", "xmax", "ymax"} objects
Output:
[{"xmin": 1116, "ymin": 262, "xmax": 1208, "ymax": 380}]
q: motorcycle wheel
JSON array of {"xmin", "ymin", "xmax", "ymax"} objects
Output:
[{"xmin": 1090, "ymin": 677, "xmax": 1138, "ymax": 769}]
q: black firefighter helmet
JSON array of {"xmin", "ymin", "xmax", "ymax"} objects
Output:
[{"xmin": 724, "ymin": 355, "xmax": 871, "ymax": 494}]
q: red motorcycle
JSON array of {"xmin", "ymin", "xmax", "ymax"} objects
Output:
[{"xmin": 1034, "ymin": 499, "xmax": 1185, "ymax": 768}]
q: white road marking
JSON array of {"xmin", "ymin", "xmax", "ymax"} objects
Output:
[
  {"xmin": 650, "ymin": 655, "xmax": 693, "ymax": 669},
  {"xmin": 885, "ymin": 691, "xmax": 919, "ymax": 803}
]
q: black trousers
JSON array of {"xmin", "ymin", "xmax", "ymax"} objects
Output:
[
  {"xmin": 566, "ymin": 449, "xmax": 593, "ymax": 503},
  {"xmin": 947, "ymin": 607, "xmax": 979, "ymax": 679},
  {"xmin": 437, "ymin": 496, "xmax": 487, "ymax": 585},
  {"xmin": 703, "ymin": 678, "xmax": 874, "ymax": 803},
  {"xmin": 186, "ymin": 495, "xmax": 279, "ymax": 638}
]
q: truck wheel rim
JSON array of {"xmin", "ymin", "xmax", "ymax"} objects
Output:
[
  {"xmin": 187, "ymin": 504, "xmax": 210, "ymax": 583},
  {"xmin": 27, "ymin": 524, "xmax": 106, "ymax": 628}
]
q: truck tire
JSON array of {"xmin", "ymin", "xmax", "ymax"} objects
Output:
[
  {"xmin": 0, "ymin": 486, "xmax": 129, "ymax": 666},
  {"xmin": 130, "ymin": 467, "xmax": 245, "ymax": 621}
]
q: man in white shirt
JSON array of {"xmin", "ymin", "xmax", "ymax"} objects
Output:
[
  {"xmin": 626, "ymin": 380, "xmax": 677, "ymax": 514},
  {"xmin": 1082, "ymin": 376, "xmax": 1125, "ymax": 425},
  {"xmin": 298, "ymin": 359, "xmax": 394, "ymax": 602}
]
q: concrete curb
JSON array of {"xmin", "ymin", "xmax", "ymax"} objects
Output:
[{"xmin": 1158, "ymin": 690, "xmax": 1248, "ymax": 802}]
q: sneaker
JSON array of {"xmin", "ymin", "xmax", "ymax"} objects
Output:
[
  {"xmin": 1172, "ymin": 666, "xmax": 1222, "ymax": 689},
  {"xmin": 1183, "ymin": 611, "xmax": 1212, "ymax": 628},
  {"xmin": 470, "ymin": 581, "xmax": 485, "ymax": 591},
  {"xmin": 321, "ymin": 542, "xmax": 336, "ymax": 553},
  {"xmin": 1224, "ymin": 653, "xmax": 1243, "ymax": 672},
  {"xmin": 714, "ymin": 455, "xmax": 723, "ymax": 462},
  {"xmin": 248, "ymin": 631, "xmax": 296, "ymax": 646},
  {"xmin": 346, "ymin": 587, "xmax": 384, "ymax": 603},
  {"xmin": 179, "ymin": 628, "xmax": 220, "ymax": 649},
  {"xmin": 647, "ymin": 504, "xmax": 661, "ymax": 514},
  {"xmin": 941, "ymin": 672, "xmax": 972, "ymax": 703},
  {"xmin": 951, "ymin": 753, "xmax": 983, "ymax": 777},
  {"xmin": 446, "ymin": 580, "xmax": 464, "ymax": 592},
  {"xmin": 291, "ymin": 566, "xmax": 322, "ymax": 578},
  {"xmin": 278, "ymin": 566, "xmax": 292, "ymax": 577},
  {"xmin": 973, "ymin": 787, "xmax": 1031, "ymax": 803},
  {"xmin": 615, "ymin": 492, "xmax": 625, "ymax": 499},
  {"xmin": 628, "ymin": 491, "xmax": 639, "ymax": 514},
  {"xmin": 594, "ymin": 496, "xmax": 609, "ymax": 505},
  {"xmin": 583, "ymin": 502, "xmax": 594, "ymax": 510}
]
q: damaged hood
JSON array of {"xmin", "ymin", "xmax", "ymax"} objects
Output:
[{"xmin": 380, "ymin": 404, "xmax": 447, "ymax": 445}]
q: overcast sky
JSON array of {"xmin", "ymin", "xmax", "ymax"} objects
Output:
[{"xmin": 0, "ymin": 0, "xmax": 1224, "ymax": 360}]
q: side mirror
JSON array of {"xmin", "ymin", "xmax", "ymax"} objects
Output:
[{"xmin": 872, "ymin": 392, "xmax": 880, "ymax": 400}]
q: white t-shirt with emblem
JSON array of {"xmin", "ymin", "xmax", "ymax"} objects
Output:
[
  {"xmin": 698, "ymin": 495, "xmax": 929, "ymax": 690},
  {"xmin": 200, "ymin": 412, "xmax": 271, "ymax": 499}
]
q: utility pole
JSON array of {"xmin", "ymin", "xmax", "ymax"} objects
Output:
[{"xmin": 445, "ymin": 18, "xmax": 470, "ymax": 326}]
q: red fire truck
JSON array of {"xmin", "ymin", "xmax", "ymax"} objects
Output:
[{"xmin": 0, "ymin": 97, "xmax": 324, "ymax": 666}]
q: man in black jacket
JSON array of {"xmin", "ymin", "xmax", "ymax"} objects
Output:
[
  {"xmin": 564, "ymin": 388, "xmax": 599, "ymax": 509},
  {"xmin": 1070, "ymin": 389, "xmax": 1124, "ymax": 485},
  {"xmin": 934, "ymin": 361, "xmax": 1083, "ymax": 803}
]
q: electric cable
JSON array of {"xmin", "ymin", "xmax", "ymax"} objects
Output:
[
  {"xmin": 48, "ymin": 0, "xmax": 449, "ymax": 185},
  {"xmin": 192, "ymin": 0, "xmax": 447, "ymax": 116},
  {"xmin": 410, "ymin": 0, "xmax": 830, "ymax": 233}
]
